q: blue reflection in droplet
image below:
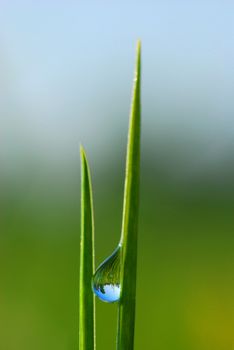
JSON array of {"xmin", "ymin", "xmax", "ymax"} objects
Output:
[{"xmin": 93, "ymin": 284, "xmax": 120, "ymax": 303}]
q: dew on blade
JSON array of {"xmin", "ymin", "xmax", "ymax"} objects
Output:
[{"xmin": 92, "ymin": 245, "xmax": 121, "ymax": 303}]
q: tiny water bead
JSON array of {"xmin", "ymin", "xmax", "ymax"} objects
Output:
[{"xmin": 92, "ymin": 245, "xmax": 121, "ymax": 303}]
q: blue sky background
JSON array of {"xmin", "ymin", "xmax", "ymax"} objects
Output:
[{"xmin": 1, "ymin": 1, "xmax": 234, "ymax": 172}]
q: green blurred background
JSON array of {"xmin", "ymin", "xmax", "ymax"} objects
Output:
[{"xmin": 1, "ymin": 1, "xmax": 233, "ymax": 349}]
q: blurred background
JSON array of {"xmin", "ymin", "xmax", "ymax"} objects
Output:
[{"xmin": 1, "ymin": 1, "xmax": 233, "ymax": 349}]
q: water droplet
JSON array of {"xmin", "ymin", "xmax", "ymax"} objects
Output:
[{"xmin": 92, "ymin": 245, "xmax": 121, "ymax": 303}]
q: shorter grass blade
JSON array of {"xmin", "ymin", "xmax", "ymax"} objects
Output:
[{"xmin": 79, "ymin": 146, "xmax": 96, "ymax": 350}]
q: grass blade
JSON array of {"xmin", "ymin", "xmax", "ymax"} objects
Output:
[
  {"xmin": 117, "ymin": 41, "xmax": 141, "ymax": 349},
  {"xmin": 79, "ymin": 146, "xmax": 95, "ymax": 350}
]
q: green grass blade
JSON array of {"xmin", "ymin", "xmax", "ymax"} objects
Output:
[
  {"xmin": 79, "ymin": 146, "xmax": 95, "ymax": 350},
  {"xmin": 117, "ymin": 41, "xmax": 141, "ymax": 350}
]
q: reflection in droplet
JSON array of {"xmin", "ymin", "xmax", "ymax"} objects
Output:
[{"xmin": 92, "ymin": 245, "xmax": 121, "ymax": 303}]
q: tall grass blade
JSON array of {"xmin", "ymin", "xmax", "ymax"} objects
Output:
[
  {"xmin": 117, "ymin": 41, "xmax": 141, "ymax": 349},
  {"xmin": 79, "ymin": 146, "xmax": 95, "ymax": 350}
]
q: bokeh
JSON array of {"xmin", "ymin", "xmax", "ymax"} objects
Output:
[{"xmin": 1, "ymin": 1, "xmax": 233, "ymax": 349}]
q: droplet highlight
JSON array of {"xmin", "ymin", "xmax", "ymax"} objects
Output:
[{"xmin": 92, "ymin": 245, "xmax": 121, "ymax": 303}]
